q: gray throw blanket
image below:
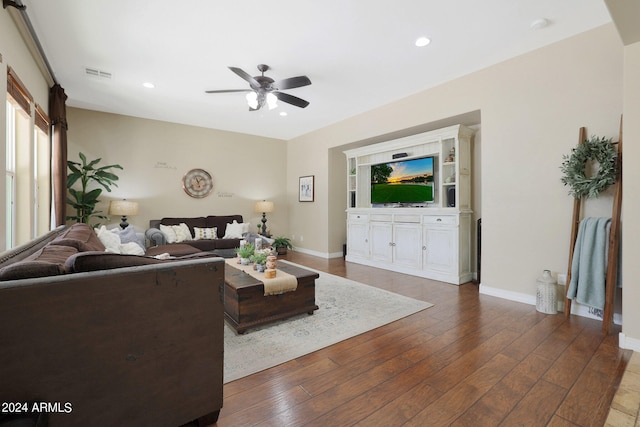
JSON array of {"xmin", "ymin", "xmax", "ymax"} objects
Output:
[{"xmin": 566, "ymin": 217, "xmax": 611, "ymax": 310}]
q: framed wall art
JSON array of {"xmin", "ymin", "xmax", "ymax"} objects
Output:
[{"xmin": 299, "ymin": 175, "xmax": 314, "ymax": 202}]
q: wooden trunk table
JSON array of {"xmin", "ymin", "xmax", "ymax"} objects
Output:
[{"xmin": 223, "ymin": 262, "xmax": 319, "ymax": 334}]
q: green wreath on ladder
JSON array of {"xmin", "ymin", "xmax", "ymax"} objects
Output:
[{"xmin": 560, "ymin": 135, "xmax": 617, "ymax": 199}]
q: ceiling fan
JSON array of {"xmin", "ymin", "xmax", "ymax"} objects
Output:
[{"xmin": 205, "ymin": 64, "xmax": 311, "ymax": 111}]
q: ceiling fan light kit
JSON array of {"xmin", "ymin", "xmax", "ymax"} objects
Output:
[{"xmin": 206, "ymin": 64, "xmax": 311, "ymax": 111}]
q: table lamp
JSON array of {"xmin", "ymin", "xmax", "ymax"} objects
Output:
[{"xmin": 109, "ymin": 199, "xmax": 139, "ymax": 229}]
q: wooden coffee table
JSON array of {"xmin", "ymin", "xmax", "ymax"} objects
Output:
[{"xmin": 223, "ymin": 262, "xmax": 319, "ymax": 334}]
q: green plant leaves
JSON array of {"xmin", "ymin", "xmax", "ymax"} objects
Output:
[{"xmin": 66, "ymin": 152, "xmax": 123, "ymax": 224}]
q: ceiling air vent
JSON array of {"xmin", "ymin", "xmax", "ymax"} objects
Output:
[{"xmin": 84, "ymin": 67, "xmax": 112, "ymax": 80}]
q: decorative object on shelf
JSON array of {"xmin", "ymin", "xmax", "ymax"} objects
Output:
[
  {"xmin": 255, "ymin": 200, "xmax": 274, "ymax": 236},
  {"xmin": 299, "ymin": 175, "xmax": 314, "ymax": 202},
  {"xmin": 445, "ymin": 147, "xmax": 455, "ymax": 163},
  {"xmin": 536, "ymin": 269, "xmax": 558, "ymax": 314},
  {"xmin": 182, "ymin": 168, "xmax": 214, "ymax": 198},
  {"xmin": 236, "ymin": 243, "xmax": 255, "ymax": 265},
  {"xmin": 67, "ymin": 152, "xmax": 123, "ymax": 225},
  {"xmin": 560, "ymin": 135, "xmax": 617, "ymax": 199},
  {"xmin": 108, "ymin": 199, "xmax": 139, "ymax": 229},
  {"xmin": 272, "ymin": 237, "xmax": 292, "ymax": 255}
]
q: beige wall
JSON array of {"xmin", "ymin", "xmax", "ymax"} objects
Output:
[
  {"xmin": 66, "ymin": 108, "xmax": 288, "ymax": 235},
  {"xmin": 288, "ymin": 24, "xmax": 623, "ymax": 307},
  {"xmin": 621, "ymin": 41, "xmax": 640, "ymax": 347},
  {"xmin": 1, "ymin": 9, "xmax": 52, "ymax": 249}
]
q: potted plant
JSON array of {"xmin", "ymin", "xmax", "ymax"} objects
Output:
[
  {"xmin": 66, "ymin": 152, "xmax": 123, "ymax": 225},
  {"xmin": 236, "ymin": 243, "xmax": 255, "ymax": 265},
  {"xmin": 252, "ymin": 252, "xmax": 267, "ymax": 272},
  {"xmin": 272, "ymin": 236, "xmax": 292, "ymax": 255}
]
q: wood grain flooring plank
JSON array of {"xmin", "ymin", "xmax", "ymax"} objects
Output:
[
  {"xmin": 452, "ymin": 352, "xmax": 556, "ymax": 426},
  {"xmin": 214, "ymin": 252, "xmax": 626, "ymax": 427},
  {"xmin": 425, "ymin": 329, "xmax": 520, "ymax": 393},
  {"xmin": 216, "ymin": 385, "xmax": 312, "ymax": 426},
  {"xmin": 406, "ymin": 353, "xmax": 518, "ymax": 426},
  {"xmin": 499, "ymin": 379, "xmax": 567, "ymax": 426},
  {"xmin": 352, "ymin": 380, "xmax": 442, "ymax": 426},
  {"xmin": 263, "ymin": 355, "xmax": 415, "ymax": 426},
  {"xmin": 542, "ymin": 325, "xmax": 605, "ymax": 389}
]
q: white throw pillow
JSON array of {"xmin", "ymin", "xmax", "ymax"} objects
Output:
[
  {"xmin": 95, "ymin": 226, "xmax": 122, "ymax": 253},
  {"xmin": 241, "ymin": 222, "xmax": 251, "ymax": 233},
  {"xmin": 193, "ymin": 227, "xmax": 217, "ymax": 240},
  {"xmin": 159, "ymin": 224, "xmax": 178, "ymax": 243},
  {"xmin": 172, "ymin": 223, "xmax": 192, "ymax": 242},
  {"xmin": 223, "ymin": 220, "xmax": 244, "ymax": 239},
  {"xmin": 119, "ymin": 241, "xmax": 145, "ymax": 255}
]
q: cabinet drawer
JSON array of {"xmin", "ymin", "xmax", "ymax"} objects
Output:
[
  {"xmin": 349, "ymin": 213, "xmax": 369, "ymax": 222},
  {"xmin": 370, "ymin": 214, "xmax": 392, "ymax": 222},
  {"xmin": 394, "ymin": 214, "xmax": 421, "ymax": 223},
  {"xmin": 423, "ymin": 215, "xmax": 457, "ymax": 225}
]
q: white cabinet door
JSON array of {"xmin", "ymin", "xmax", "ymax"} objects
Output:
[
  {"xmin": 347, "ymin": 222, "xmax": 369, "ymax": 258},
  {"xmin": 393, "ymin": 223, "xmax": 423, "ymax": 269},
  {"xmin": 370, "ymin": 222, "xmax": 393, "ymax": 263},
  {"xmin": 423, "ymin": 225, "xmax": 457, "ymax": 274}
]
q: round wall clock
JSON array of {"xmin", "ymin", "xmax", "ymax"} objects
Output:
[{"xmin": 182, "ymin": 168, "xmax": 214, "ymax": 198}]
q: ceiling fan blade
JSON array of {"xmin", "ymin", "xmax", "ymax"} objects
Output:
[
  {"xmin": 274, "ymin": 76, "xmax": 311, "ymax": 90},
  {"xmin": 273, "ymin": 91, "xmax": 310, "ymax": 108},
  {"xmin": 229, "ymin": 66, "xmax": 260, "ymax": 88},
  {"xmin": 205, "ymin": 89, "xmax": 252, "ymax": 93}
]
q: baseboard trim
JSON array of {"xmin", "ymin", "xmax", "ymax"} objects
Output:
[
  {"xmin": 479, "ymin": 283, "xmax": 622, "ymax": 325},
  {"xmin": 291, "ymin": 246, "xmax": 343, "ymax": 259},
  {"xmin": 619, "ymin": 333, "xmax": 640, "ymax": 351}
]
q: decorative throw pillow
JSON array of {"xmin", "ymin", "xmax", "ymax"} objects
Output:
[
  {"xmin": 242, "ymin": 222, "xmax": 251, "ymax": 233},
  {"xmin": 159, "ymin": 224, "xmax": 178, "ymax": 244},
  {"xmin": 223, "ymin": 220, "xmax": 245, "ymax": 239},
  {"xmin": 95, "ymin": 226, "xmax": 122, "ymax": 253},
  {"xmin": 193, "ymin": 227, "xmax": 217, "ymax": 240},
  {"xmin": 110, "ymin": 226, "xmax": 145, "ymax": 251},
  {"xmin": 119, "ymin": 241, "xmax": 145, "ymax": 255},
  {"xmin": 172, "ymin": 223, "xmax": 192, "ymax": 242}
]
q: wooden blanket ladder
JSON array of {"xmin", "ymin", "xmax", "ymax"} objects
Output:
[{"xmin": 564, "ymin": 119, "xmax": 623, "ymax": 334}]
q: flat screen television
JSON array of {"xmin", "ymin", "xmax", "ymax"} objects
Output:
[{"xmin": 370, "ymin": 156, "xmax": 435, "ymax": 206}]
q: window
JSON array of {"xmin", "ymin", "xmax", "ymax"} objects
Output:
[
  {"xmin": 5, "ymin": 100, "xmax": 16, "ymax": 248},
  {"xmin": 4, "ymin": 66, "xmax": 51, "ymax": 249}
]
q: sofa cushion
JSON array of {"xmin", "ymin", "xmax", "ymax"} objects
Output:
[
  {"xmin": 160, "ymin": 217, "xmax": 207, "ymax": 236},
  {"xmin": 145, "ymin": 244, "xmax": 203, "ymax": 257},
  {"xmin": 205, "ymin": 215, "xmax": 243, "ymax": 238},
  {"xmin": 53, "ymin": 222, "xmax": 106, "ymax": 252},
  {"xmin": 65, "ymin": 251, "xmax": 219, "ymax": 273},
  {"xmin": 223, "ymin": 220, "xmax": 245, "ymax": 239},
  {"xmin": 193, "ymin": 227, "xmax": 217, "ymax": 240},
  {"xmin": 65, "ymin": 251, "xmax": 167, "ymax": 272},
  {"xmin": 0, "ymin": 244, "xmax": 78, "ymax": 281}
]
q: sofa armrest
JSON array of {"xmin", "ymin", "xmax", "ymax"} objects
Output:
[{"xmin": 145, "ymin": 227, "xmax": 166, "ymax": 247}]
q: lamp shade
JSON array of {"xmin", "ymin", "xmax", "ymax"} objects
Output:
[
  {"xmin": 255, "ymin": 200, "xmax": 274, "ymax": 213},
  {"xmin": 109, "ymin": 200, "xmax": 139, "ymax": 216}
]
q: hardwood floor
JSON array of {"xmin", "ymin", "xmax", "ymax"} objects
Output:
[{"xmin": 214, "ymin": 252, "xmax": 630, "ymax": 426}]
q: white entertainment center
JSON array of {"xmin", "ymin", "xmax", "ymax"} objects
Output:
[{"xmin": 344, "ymin": 125, "xmax": 474, "ymax": 285}]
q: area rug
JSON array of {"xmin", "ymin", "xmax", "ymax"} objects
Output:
[{"xmin": 224, "ymin": 261, "xmax": 433, "ymax": 383}]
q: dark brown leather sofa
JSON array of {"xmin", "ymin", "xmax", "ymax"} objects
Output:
[
  {"xmin": 0, "ymin": 224, "xmax": 224, "ymax": 427},
  {"xmin": 146, "ymin": 215, "xmax": 244, "ymax": 251}
]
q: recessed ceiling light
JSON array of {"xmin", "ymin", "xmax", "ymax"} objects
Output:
[
  {"xmin": 415, "ymin": 37, "xmax": 431, "ymax": 47},
  {"xmin": 279, "ymin": 111, "xmax": 288, "ymax": 117},
  {"xmin": 142, "ymin": 82, "xmax": 155, "ymax": 89}
]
